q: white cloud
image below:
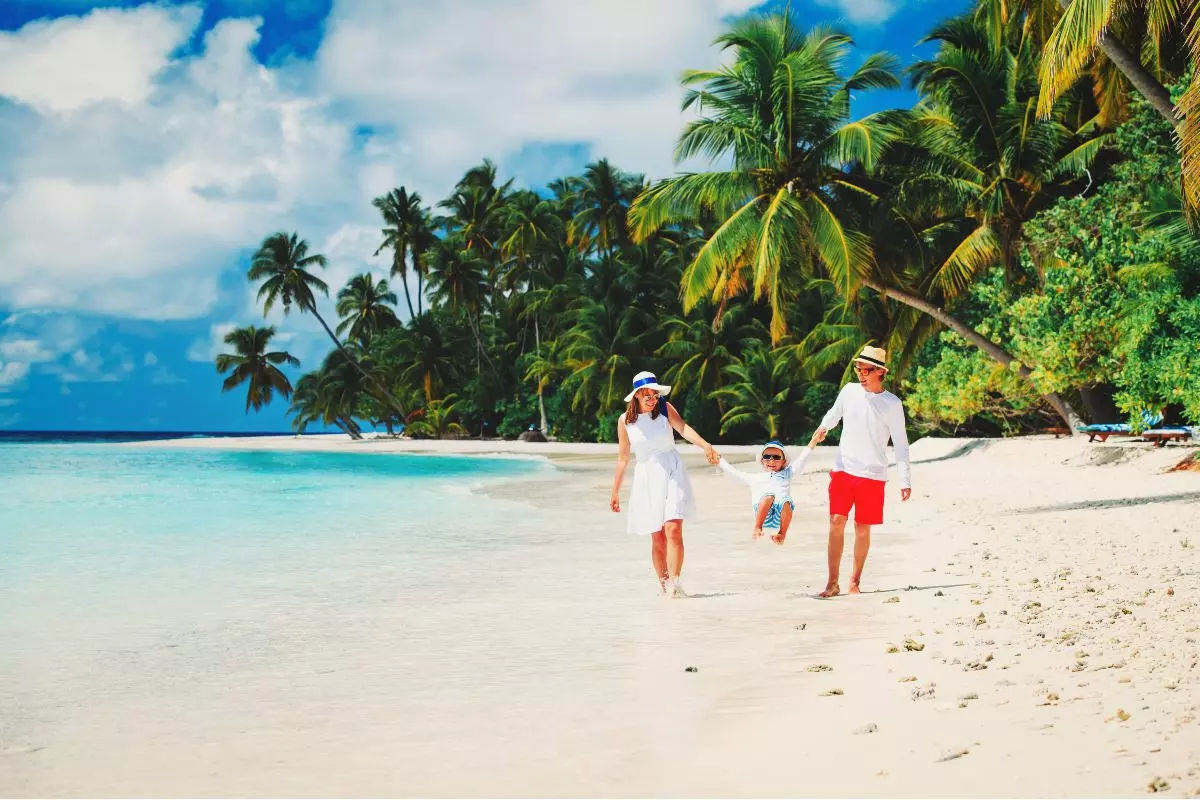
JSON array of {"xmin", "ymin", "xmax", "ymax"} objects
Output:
[
  {"xmin": 0, "ymin": 12, "xmax": 356, "ymax": 321},
  {"xmin": 316, "ymin": 0, "xmax": 770, "ymax": 196},
  {"xmin": 143, "ymin": 352, "xmax": 158, "ymax": 366},
  {"xmin": 0, "ymin": 5, "xmax": 201, "ymax": 114},
  {"xmin": 0, "ymin": 361, "xmax": 30, "ymax": 389},
  {"xmin": 0, "ymin": 0, "xmax": 774, "ymax": 334},
  {"xmin": 814, "ymin": 0, "xmax": 899, "ymax": 24},
  {"xmin": 187, "ymin": 322, "xmax": 238, "ymax": 363},
  {"xmin": 0, "ymin": 312, "xmax": 101, "ymax": 390}
]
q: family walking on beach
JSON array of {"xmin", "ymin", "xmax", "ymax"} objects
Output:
[{"xmin": 610, "ymin": 346, "xmax": 912, "ymax": 599}]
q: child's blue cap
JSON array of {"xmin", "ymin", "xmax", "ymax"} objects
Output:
[{"xmin": 758, "ymin": 441, "xmax": 787, "ymax": 465}]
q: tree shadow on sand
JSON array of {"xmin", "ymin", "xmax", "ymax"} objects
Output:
[
  {"xmin": 788, "ymin": 582, "xmax": 974, "ymax": 600},
  {"xmin": 1008, "ymin": 491, "xmax": 1200, "ymax": 515}
]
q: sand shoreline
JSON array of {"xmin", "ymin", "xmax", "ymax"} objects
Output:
[{"xmin": 9, "ymin": 434, "xmax": 1199, "ymax": 796}]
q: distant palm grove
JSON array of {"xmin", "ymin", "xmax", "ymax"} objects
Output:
[{"xmin": 218, "ymin": 6, "xmax": 1200, "ymax": 442}]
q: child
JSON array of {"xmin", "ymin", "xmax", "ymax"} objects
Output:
[{"xmin": 718, "ymin": 434, "xmax": 819, "ymax": 544}]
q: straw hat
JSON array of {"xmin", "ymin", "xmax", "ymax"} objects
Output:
[
  {"xmin": 855, "ymin": 345, "xmax": 888, "ymax": 372},
  {"xmin": 623, "ymin": 371, "xmax": 672, "ymax": 403}
]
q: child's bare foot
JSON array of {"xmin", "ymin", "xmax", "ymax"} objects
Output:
[
  {"xmin": 818, "ymin": 582, "xmax": 840, "ymax": 598},
  {"xmin": 752, "ymin": 527, "xmax": 764, "ymax": 539},
  {"xmin": 771, "ymin": 532, "xmax": 786, "ymax": 545}
]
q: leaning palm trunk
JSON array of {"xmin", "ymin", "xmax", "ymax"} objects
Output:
[
  {"xmin": 1050, "ymin": 0, "xmax": 1179, "ymax": 126},
  {"xmin": 534, "ymin": 316, "xmax": 548, "ymax": 433},
  {"xmin": 862, "ymin": 278, "xmax": 1085, "ymax": 432},
  {"xmin": 307, "ymin": 304, "xmax": 407, "ymax": 423}
]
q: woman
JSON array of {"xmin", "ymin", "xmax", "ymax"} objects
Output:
[{"xmin": 610, "ymin": 371, "xmax": 720, "ymax": 597}]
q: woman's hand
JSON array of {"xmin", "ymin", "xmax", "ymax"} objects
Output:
[
  {"xmin": 704, "ymin": 444, "xmax": 721, "ymax": 465},
  {"xmin": 610, "ymin": 493, "xmax": 621, "ymax": 513}
]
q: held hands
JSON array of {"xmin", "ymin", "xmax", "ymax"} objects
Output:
[
  {"xmin": 703, "ymin": 444, "xmax": 721, "ymax": 465},
  {"xmin": 610, "ymin": 493, "xmax": 621, "ymax": 513},
  {"xmin": 811, "ymin": 427, "xmax": 827, "ymax": 446},
  {"xmin": 901, "ymin": 488, "xmax": 912, "ymax": 502}
]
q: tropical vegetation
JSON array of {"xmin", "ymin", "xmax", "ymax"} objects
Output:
[{"xmin": 217, "ymin": 4, "xmax": 1200, "ymax": 443}]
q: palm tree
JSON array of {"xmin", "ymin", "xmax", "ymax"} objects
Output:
[
  {"xmin": 500, "ymin": 190, "xmax": 564, "ymax": 431},
  {"xmin": 713, "ymin": 342, "xmax": 796, "ymax": 439},
  {"xmin": 569, "ymin": 159, "xmax": 642, "ymax": 263},
  {"xmin": 373, "ymin": 188, "xmax": 435, "ymax": 319},
  {"xmin": 439, "ymin": 160, "xmax": 512, "ymax": 258},
  {"xmin": 336, "ymin": 273, "xmax": 400, "ymax": 345},
  {"xmin": 628, "ymin": 16, "xmax": 904, "ymax": 341},
  {"xmin": 1033, "ymin": 0, "xmax": 1200, "ymax": 212},
  {"xmin": 560, "ymin": 298, "xmax": 655, "ymax": 416},
  {"xmin": 904, "ymin": 14, "xmax": 1111, "ymax": 283},
  {"xmin": 657, "ymin": 303, "xmax": 766, "ymax": 411},
  {"xmin": 407, "ymin": 394, "xmax": 467, "ymax": 439},
  {"xmin": 215, "ymin": 325, "xmax": 299, "ymax": 413},
  {"xmin": 249, "ymin": 231, "xmax": 406, "ymax": 419},
  {"xmin": 374, "ymin": 313, "xmax": 462, "ymax": 402}
]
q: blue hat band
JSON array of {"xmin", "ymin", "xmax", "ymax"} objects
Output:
[{"xmin": 632, "ymin": 375, "xmax": 659, "ymax": 390}]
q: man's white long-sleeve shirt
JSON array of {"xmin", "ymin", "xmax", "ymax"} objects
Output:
[{"xmin": 820, "ymin": 382, "xmax": 911, "ymax": 489}]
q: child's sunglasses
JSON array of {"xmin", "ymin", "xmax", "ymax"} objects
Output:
[{"xmin": 761, "ymin": 454, "xmax": 784, "ymax": 462}]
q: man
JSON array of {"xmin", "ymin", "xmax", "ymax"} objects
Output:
[{"xmin": 813, "ymin": 346, "xmax": 912, "ymax": 597}]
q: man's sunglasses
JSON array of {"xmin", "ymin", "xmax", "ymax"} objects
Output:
[
  {"xmin": 854, "ymin": 365, "xmax": 879, "ymax": 375},
  {"xmin": 762, "ymin": 454, "xmax": 785, "ymax": 462}
]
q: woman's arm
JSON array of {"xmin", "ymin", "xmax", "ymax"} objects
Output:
[
  {"xmin": 665, "ymin": 402, "xmax": 720, "ymax": 464},
  {"xmin": 610, "ymin": 418, "xmax": 631, "ymax": 512}
]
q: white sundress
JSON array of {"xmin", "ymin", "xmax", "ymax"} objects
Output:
[{"xmin": 623, "ymin": 407, "xmax": 697, "ymax": 535}]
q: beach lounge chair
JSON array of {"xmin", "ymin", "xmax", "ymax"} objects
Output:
[
  {"xmin": 1141, "ymin": 427, "xmax": 1196, "ymax": 447},
  {"xmin": 1077, "ymin": 411, "xmax": 1164, "ymax": 442}
]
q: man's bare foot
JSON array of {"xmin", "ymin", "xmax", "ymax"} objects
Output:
[
  {"xmin": 771, "ymin": 532, "xmax": 786, "ymax": 545},
  {"xmin": 818, "ymin": 582, "xmax": 840, "ymax": 598},
  {"xmin": 752, "ymin": 527, "xmax": 764, "ymax": 539},
  {"xmin": 848, "ymin": 582, "xmax": 862, "ymax": 594}
]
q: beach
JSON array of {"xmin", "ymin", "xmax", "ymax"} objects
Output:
[{"xmin": 2, "ymin": 434, "xmax": 1198, "ymax": 797}]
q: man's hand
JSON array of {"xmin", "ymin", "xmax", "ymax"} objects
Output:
[
  {"xmin": 812, "ymin": 427, "xmax": 827, "ymax": 444},
  {"xmin": 610, "ymin": 493, "xmax": 621, "ymax": 512},
  {"xmin": 901, "ymin": 488, "xmax": 912, "ymax": 502}
]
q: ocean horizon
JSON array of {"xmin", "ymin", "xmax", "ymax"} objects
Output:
[{"xmin": 0, "ymin": 430, "xmax": 310, "ymax": 445}]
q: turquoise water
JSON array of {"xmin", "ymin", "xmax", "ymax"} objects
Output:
[{"xmin": 0, "ymin": 445, "xmax": 546, "ymax": 638}]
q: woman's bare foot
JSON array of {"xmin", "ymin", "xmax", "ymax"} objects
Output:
[
  {"xmin": 848, "ymin": 582, "xmax": 861, "ymax": 594},
  {"xmin": 752, "ymin": 527, "xmax": 764, "ymax": 539},
  {"xmin": 818, "ymin": 582, "xmax": 840, "ymax": 598},
  {"xmin": 771, "ymin": 532, "xmax": 786, "ymax": 545}
]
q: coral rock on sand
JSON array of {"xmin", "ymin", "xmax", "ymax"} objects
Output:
[
  {"xmin": 807, "ymin": 664, "xmax": 833, "ymax": 672},
  {"xmin": 821, "ymin": 688, "xmax": 844, "ymax": 696},
  {"xmin": 854, "ymin": 723, "xmax": 879, "ymax": 735}
]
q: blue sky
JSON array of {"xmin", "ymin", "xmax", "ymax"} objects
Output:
[{"xmin": 0, "ymin": 0, "xmax": 968, "ymax": 432}]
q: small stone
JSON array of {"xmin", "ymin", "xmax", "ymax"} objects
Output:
[
  {"xmin": 884, "ymin": 596, "xmax": 900, "ymax": 604},
  {"xmin": 1167, "ymin": 588, "xmax": 1175, "ymax": 596},
  {"xmin": 898, "ymin": 675, "xmax": 917, "ymax": 682},
  {"xmin": 935, "ymin": 590, "xmax": 944, "ymax": 597},
  {"xmin": 1147, "ymin": 777, "xmax": 1170, "ymax": 793},
  {"xmin": 821, "ymin": 688, "xmax": 844, "ymax": 696},
  {"xmin": 795, "ymin": 623, "xmax": 807, "ymax": 630},
  {"xmin": 904, "ymin": 638, "xmax": 925, "ymax": 652},
  {"xmin": 937, "ymin": 748, "xmax": 970, "ymax": 762},
  {"xmin": 807, "ymin": 664, "xmax": 833, "ymax": 672},
  {"xmin": 886, "ymin": 644, "xmax": 901, "ymax": 654},
  {"xmin": 911, "ymin": 683, "xmax": 936, "ymax": 701},
  {"xmin": 854, "ymin": 723, "xmax": 879, "ymax": 735},
  {"xmin": 958, "ymin": 692, "xmax": 979, "ymax": 701},
  {"xmin": 684, "ymin": 666, "xmax": 698, "ymax": 673}
]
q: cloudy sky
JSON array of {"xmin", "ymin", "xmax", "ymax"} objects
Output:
[{"xmin": 0, "ymin": 0, "xmax": 967, "ymax": 432}]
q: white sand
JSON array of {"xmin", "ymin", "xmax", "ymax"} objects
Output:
[{"xmin": 6, "ymin": 434, "xmax": 1199, "ymax": 797}]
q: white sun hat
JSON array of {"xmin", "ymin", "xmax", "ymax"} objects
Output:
[{"xmin": 623, "ymin": 370, "xmax": 672, "ymax": 403}]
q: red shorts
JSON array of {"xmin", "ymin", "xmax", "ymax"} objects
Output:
[{"xmin": 828, "ymin": 470, "xmax": 886, "ymax": 525}]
